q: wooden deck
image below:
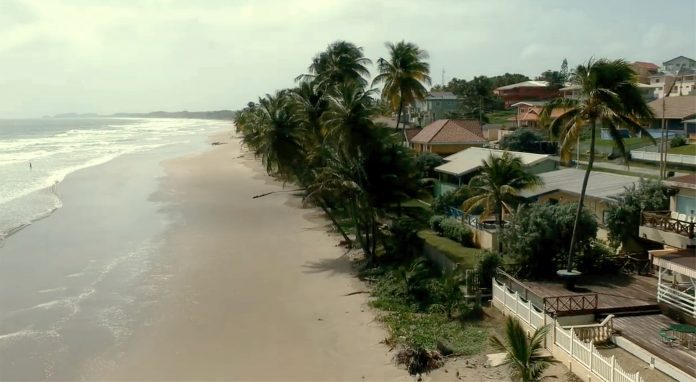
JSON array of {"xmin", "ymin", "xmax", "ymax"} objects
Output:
[
  {"xmin": 523, "ymin": 274, "xmax": 659, "ymax": 314},
  {"xmin": 613, "ymin": 314, "xmax": 696, "ymax": 378}
]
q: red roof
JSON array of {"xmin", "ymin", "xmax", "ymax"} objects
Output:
[
  {"xmin": 633, "ymin": 61, "xmax": 659, "ymax": 71},
  {"xmin": 410, "ymin": 119, "xmax": 486, "ymax": 144}
]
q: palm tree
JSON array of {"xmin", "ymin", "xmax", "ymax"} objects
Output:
[
  {"xmin": 542, "ymin": 59, "xmax": 654, "ymax": 275},
  {"xmin": 462, "ymin": 152, "xmax": 542, "ymax": 234},
  {"xmin": 242, "ymin": 91, "xmax": 305, "ymax": 180},
  {"xmin": 322, "ymin": 84, "xmax": 379, "ymax": 156},
  {"xmin": 490, "ymin": 317, "xmax": 556, "ymax": 382},
  {"xmin": 297, "ymin": 41, "xmax": 372, "ymax": 91},
  {"xmin": 372, "ymin": 41, "xmax": 431, "ymax": 135}
]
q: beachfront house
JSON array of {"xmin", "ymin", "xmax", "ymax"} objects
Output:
[
  {"xmin": 640, "ymin": 174, "xmax": 696, "ymax": 250},
  {"xmin": 630, "ymin": 61, "xmax": 660, "ymax": 84},
  {"xmin": 408, "ymin": 119, "xmax": 487, "ymax": 156},
  {"xmin": 520, "ymin": 169, "xmax": 640, "ymax": 238},
  {"xmin": 411, "ymin": 91, "xmax": 461, "ymax": 126},
  {"xmin": 434, "ymin": 147, "xmax": 556, "ymax": 196},
  {"xmin": 507, "ymin": 101, "xmax": 569, "ymax": 129},
  {"xmin": 647, "ymin": 95, "xmax": 696, "ymax": 135},
  {"xmin": 493, "ymin": 80, "xmax": 559, "ymax": 108},
  {"xmin": 663, "ymin": 55, "xmax": 696, "ymax": 73}
]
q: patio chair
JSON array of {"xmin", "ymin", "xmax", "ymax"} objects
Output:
[
  {"xmin": 659, "ymin": 329, "xmax": 677, "ymax": 346},
  {"xmin": 678, "ymin": 213, "xmax": 688, "ymax": 222},
  {"xmin": 670, "ymin": 211, "xmax": 680, "ymax": 220}
]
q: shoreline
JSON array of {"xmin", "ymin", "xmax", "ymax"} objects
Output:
[{"xmin": 87, "ymin": 130, "xmax": 408, "ymax": 380}]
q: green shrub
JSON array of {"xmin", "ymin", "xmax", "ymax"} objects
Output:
[
  {"xmin": 440, "ymin": 217, "xmax": 473, "ymax": 246},
  {"xmin": 431, "ymin": 189, "xmax": 470, "ymax": 214},
  {"xmin": 478, "ymin": 251, "xmax": 501, "ymax": 290},
  {"xmin": 429, "ymin": 215, "xmax": 445, "ymax": 234},
  {"xmin": 670, "ymin": 135, "xmax": 687, "ymax": 148},
  {"xmin": 383, "ymin": 217, "xmax": 423, "ymax": 261},
  {"xmin": 577, "ymin": 241, "xmax": 620, "ymax": 274}
]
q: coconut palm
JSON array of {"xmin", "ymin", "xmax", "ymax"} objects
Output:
[
  {"xmin": 243, "ymin": 91, "xmax": 305, "ymax": 180},
  {"xmin": 372, "ymin": 41, "xmax": 432, "ymax": 134},
  {"xmin": 462, "ymin": 152, "xmax": 542, "ymax": 232},
  {"xmin": 297, "ymin": 41, "xmax": 372, "ymax": 91},
  {"xmin": 322, "ymin": 84, "xmax": 379, "ymax": 156},
  {"xmin": 490, "ymin": 317, "xmax": 556, "ymax": 382},
  {"xmin": 542, "ymin": 59, "xmax": 655, "ymax": 274}
]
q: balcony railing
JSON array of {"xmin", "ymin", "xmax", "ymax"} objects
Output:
[{"xmin": 641, "ymin": 211, "xmax": 695, "ymax": 239}]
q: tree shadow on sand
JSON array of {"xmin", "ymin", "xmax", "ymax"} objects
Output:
[{"xmin": 302, "ymin": 250, "xmax": 357, "ymax": 277}]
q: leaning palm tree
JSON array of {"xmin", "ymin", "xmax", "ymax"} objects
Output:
[
  {"xmin": 245, "ymin": 91, "xmax": 305, "ymax": 181},
  {"xmin": 462, "ymin": 152, "xmax": 542, "ymax": 233},
  {"xmin": 490, "ymin": 317, "xmax": 556, "ymax": 382},
  {"xmin": 296, "ymin": 41, "xmax": 372, "ymax": 91},
  {"xmin": 542, "ymin": 59, "xmax": 654, "ymax": 276},
  {"xmin": 372, "ymin": 41, "xmax": 432, "ymax": 135}
]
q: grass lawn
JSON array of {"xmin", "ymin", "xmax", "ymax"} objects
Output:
[
  {"xmin": 418, "ymin": 229, "xmax": 484, "ymax": 269},
  {"xmin": 487, "ymin": 110, "xmax": 515, "ymax": 124},
  {"xmin": 668, "ymin": 144, "xmax": 696, "ymax": 155}
]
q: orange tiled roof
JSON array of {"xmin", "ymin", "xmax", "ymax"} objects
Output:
[
  {"xmin": 648, "ymin": 96, "xmax": 696, "ymax": 119},
  {"xmin": 410, "ymin": 119, "xmax": 486, "ymax": 144}
]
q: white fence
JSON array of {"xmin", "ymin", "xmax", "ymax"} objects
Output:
[
  {"xmin": 630, "ymin": 149, "xmax": 696, "ymax": 166},
  {"xmin": 492, "ymin": 278, "xmax": 646, "ymax": 382},
  {"xmin": 555, "ymin": 326, "xmax": 645, "ymax": 382}
]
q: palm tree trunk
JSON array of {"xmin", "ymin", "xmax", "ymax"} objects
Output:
[
  {"xmin": 395, "ymin": 99, "xmax": 403, "ymax": 131},
  {"xmin": 497, "ymin": 207, "xmax": 504, "ymax": 253},
  {"xmin": 317, "ymin": 201, "xmax": 352, "ymax": 245},
  {"xmin": 566, "ymin": 120, "xmax": 596, "ymax": 272}
]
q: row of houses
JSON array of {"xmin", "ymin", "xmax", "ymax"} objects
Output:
[{"xmin": 398, "ymin": 54, "xmax": 695, "ymax": 382}]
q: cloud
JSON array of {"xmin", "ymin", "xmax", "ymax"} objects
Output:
[{"xmin": 0, "ymin": 0, "xmax": 694, "ymax": 117}]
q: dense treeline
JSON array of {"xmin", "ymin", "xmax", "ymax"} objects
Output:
[{"xmin": 234, "ymin": 41, "xmax": 430, "ymax": 264}]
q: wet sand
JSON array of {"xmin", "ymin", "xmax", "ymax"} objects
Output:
[{"xmin": 91, "ymin": 132, "xmax": 407, "ymax": 380}]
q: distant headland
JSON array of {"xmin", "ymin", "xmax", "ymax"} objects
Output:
[{"xmin": 47, "ymin": 110, "xmax": 236, "ymax": 120}]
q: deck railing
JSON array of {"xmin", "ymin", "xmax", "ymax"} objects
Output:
[
  {"xmin": 657, "ymin": 283, "xmax": 696, "ymax": 318},
  {"xmin": 544, "ymin": 294, "xmax": 599, "ymax": 315},
  {"xmin": 495, "ymin": 268, "xmax": 598, "ymax": 315},
  {"xmin": 641, "ymin": 211, "xmax": 695, "ymax": 238},
  {"xmin": 493, "ymin": 278, "xmax": 645, "ymax": 382}
]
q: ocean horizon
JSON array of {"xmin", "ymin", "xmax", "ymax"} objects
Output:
[{"xmin": 0, "ymin": 118, "xmax": 230, "ymax": 243}]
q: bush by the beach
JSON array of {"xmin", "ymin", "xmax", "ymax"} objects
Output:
[
  {"xmin": 383, "ymin": 217, "xmax": 423, "ymax": 262},
  {"xmin": 671, "ymin": 135, "xmax": 687, "ymax": 148},
  {"xmin": 428, "ymin": 215, "xmax": 445, "ymax": 234},
  {"xmin": 365, "ymin": 259, "xmax": 488, "ymax": 366},
  {"xmin": 478, "ymin": 251, "xmax": 501, "ymax": 290},
  {"xmin": 502, "ymin": 203, "xmax": 597, "ymax": 279},
  {"xmin": 440, "ymin": 218, "xmax": 473, "ymax": 246}
]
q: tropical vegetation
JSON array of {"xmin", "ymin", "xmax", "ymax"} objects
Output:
[
  {"xmin": 490, "ymin": 317, "xmax": 556, "ymax": 382},
  {"xmin": 542, "ymin": 59, "xmax": 655, "ymax": 275},
  {"xmin": 462, "ymin": 153, "xmax": 543, "ymax": 231}
]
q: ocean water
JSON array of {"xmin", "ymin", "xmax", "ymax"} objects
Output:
[
  {"xmin": 0, "ymin": 117, "xmax": 231, "ymax": 379},
  {"xmin": 0, "ymin": 118, "xmax": 227, "ymax": 242}
]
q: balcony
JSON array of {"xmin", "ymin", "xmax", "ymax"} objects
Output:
[{"xmin": 640, "ymin": 211, "xmax": 696, "ymax": 249}]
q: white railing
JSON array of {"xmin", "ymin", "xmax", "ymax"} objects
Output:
[
  {"xmin": 657, "ymin": 283, "xmax": 696, "ymax": 317},
  {"xmin": 565, "ymin": 315, "xmax": 614, "ymax": 343},
  {"xmin": 630, "ymin": 149, "xmax": 696, "ymax": 166},
  {"xmin": 493, "ymin": 278, "xmax": 645, "ymax": 382}
]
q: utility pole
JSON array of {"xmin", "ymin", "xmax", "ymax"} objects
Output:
[
  {"xmin": 660, "ymin": 74, "xmax": 681, "ymax": 179},
  {"xmin": 442, "ymin": 69, "xmax": 445, "ymax": 87}
]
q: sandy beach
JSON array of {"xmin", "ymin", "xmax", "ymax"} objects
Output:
[{"xmin": 83, "ymin": 131, "xmax": 408, "ymax": 380}]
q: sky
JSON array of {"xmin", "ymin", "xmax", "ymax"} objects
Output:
[{"xmin": 1, "ymin": 0, "xmax": 694, "ymax": 118}]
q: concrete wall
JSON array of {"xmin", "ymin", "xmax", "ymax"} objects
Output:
[
  {"xmin": 468, "ymin": 225, "xmax": 498, "ymax": 251},
  {"xmin": 612, "ymin": 335, "xmax": 691, "ymax": 382},
  {"xmin": 422, "ymin": 242, "xmax": 458, "ymax": 273}
]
